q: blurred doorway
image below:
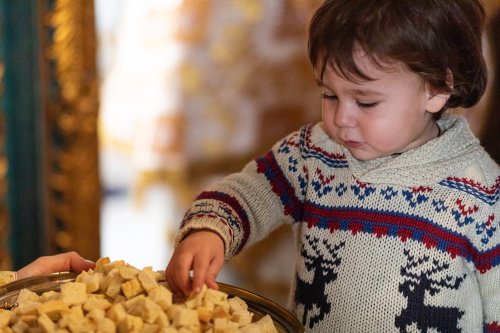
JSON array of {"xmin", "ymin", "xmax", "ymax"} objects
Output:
[{"xmin": 95, "ymin": 0, "xmax": 322, "ymax": 306}]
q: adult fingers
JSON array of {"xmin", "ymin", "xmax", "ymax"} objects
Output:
[
  {"xmin": 17, "ymin": 252, "xmax": 95, "ymax": 280},
  {"xmin": 66, "ymin": 252, "xmax": 96, "ymax": 272},
  {"xmin": 45, "ymin": 252, "xmax": 95, "ymax": 274}
]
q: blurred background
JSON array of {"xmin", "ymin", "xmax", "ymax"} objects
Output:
[{"xmin": 0, "ymin": 0, "xmax": 498, "ymax": 307}]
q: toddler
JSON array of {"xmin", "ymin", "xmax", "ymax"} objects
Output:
[{"xmin": 166, "ymin": 0, "xmax": 500, "ymax": 331}]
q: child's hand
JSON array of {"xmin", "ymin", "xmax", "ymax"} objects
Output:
[{"xmin": 165, "ymin": 230, "xmax": 225, "ymax": 296}]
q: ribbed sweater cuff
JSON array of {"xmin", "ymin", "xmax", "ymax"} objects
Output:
[{"xmin": 174, "ymin": 217, "xmax": 232, "ymax": 258}]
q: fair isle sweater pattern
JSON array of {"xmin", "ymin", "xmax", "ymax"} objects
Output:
[{"xmin": 177, "ymin": 115, "xmax": 500, "ymax": 332}]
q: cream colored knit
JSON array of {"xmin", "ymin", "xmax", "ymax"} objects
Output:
[{"xmin": 177, "ymin": 114, "xmax": 500, "ymax": 332}]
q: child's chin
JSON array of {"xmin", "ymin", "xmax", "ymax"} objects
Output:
[
  {"xmin": 349, "ymin": 149, "xmax": 374, "ymax": 161},
  {"xmin": 349, "ymin": 149, "xmax": 387, "ymax": 161}
]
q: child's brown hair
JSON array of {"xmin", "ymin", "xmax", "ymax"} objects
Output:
[{"xmin": 308, "ymin": 0, "xmax": 487, "ymax": 113}]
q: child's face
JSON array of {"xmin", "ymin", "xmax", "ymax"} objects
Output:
[{"xmin": 317, "ymin": 52, "xmax": 447, "ymax": 161}]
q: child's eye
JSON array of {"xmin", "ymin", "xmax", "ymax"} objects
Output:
[
  {"xmin": 356, "ymin": 101, "xmax": 378, "ymax": 108},
  {"xmin": 321, "ymin": 92, "xmax": 337, "ymax": 101}
]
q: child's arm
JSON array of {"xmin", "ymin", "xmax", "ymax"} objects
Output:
[
  {"xmin": 166, "ymin": 126, "xmax": 312, "ymax": 295},
  {"xmin": 165, "ymin": 230, "xmax": 225, "ymax": 296}
]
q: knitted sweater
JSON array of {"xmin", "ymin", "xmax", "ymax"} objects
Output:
[{"xmin": 176, "ymin": 115, "xmax": 500, "ymax": 332}]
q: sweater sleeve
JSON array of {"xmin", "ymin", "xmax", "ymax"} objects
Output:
[
  {"xmin": 467, "ymin": 160, "xmax": 500, "ymax": 331},
  {"xmin": 175, "ymin": 128, "xmax": 307, "ymax": 258},
  {"xmin": 480, "ymin": 265, "xmax": 500, "ymax": 332},
  {"xmin": 477, "ymin": 201, "xmax": 500, "ymax": 331}
]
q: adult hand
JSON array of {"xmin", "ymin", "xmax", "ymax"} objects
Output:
[{"xmin": 16, "ymin": 251, "xmax": 95, "ymax": 280}]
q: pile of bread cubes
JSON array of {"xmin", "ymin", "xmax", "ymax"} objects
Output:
[{"xmin": 0, "ymin": 257, "xmax": 278, "ymax": 333}]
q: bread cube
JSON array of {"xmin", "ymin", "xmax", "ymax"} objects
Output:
[
  {"xmin": 37, "ymin": 299, "xmax": 69, "ymax": 321},
  {"xmin": 83, "ymin": 294, "xmax": 112, "ymax": 312},
  {"xmin": 118, "ymin": 265, "xmax": 140, "ymax": 280},
  {"xmin": 171, "ymin": 307, "xmax": 199, "ymax": 328},
  {"xmin": 94, "ymin": 257, "xmax": 111, "ymax": 273},
  {"xmin": 60, "ymin": 282, "xmax": 87, "ymax": 306},
  {"xmin": 117, "ymin": 314, "xmax": 143, "ymax": 332},
  {"xmin": 40, "ymin": 291, "xmax": 60, "ymax": 302},
  {"xmin": 213, "ymin": 317, "xmax": 238, "ymax": 333},
  {"xmin": 37, "ymin": 313, "xmax": 56, "ymax": 332},
  {"xmin": 94, "ymin": 317, "xmax": 115, "ymax": 333},
  {"xmin": 185, "ymin": 285, "xmax": 207, "ymax": 309},
  {"xmin": 102, "ymin": 270, "xmax": 123, "ymax": 298},
  {"xmin": 125, "ymin": 295, "xmax": 162, "ymax": 324},
  {"xmin": 147, "ymin": 285, "xmax": 172, "ymax": 310},
  {"xmin": 16, "ymin": 300, "xmax": 40, "ymax": 316},
  {"xmin": 254, "ymin": 315, "xmax": 278, "ymax": 333},
  {"xmin": 10, "ymin": 320, "xmax": 30, "ymax": 333},
  {"xmin": 138, "ymin": 269, "xmax": 158, "ymax": 292},
  {"xmin": 17, "ymin": 289, "xmax": 40, "ymax": 303},
  {"xmin": 121, "ymin": 277, "xmax": 143, "ymax": 299},
  {"xmin": 203, "ymin": 289, "xmax": 228, "ymax": 311},
  {"xmin": 76, "ymin": 270, "xmax": 103, "ymax": 293},
  {"xmin": 106, "ymin": 303, "xmax": 127, "ymax": 323},
  {"xmin": 0, "ymin": 309, "xmax": 12, "ymax": 328}
]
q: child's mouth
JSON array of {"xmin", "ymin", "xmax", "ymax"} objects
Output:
[{"xmin": 344, "ymin": 140, "xmax": 363, "ymax": 149}]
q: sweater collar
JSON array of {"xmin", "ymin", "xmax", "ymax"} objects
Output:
[{"xmin": 342, "ymin": 114, "xmax": 484, "ymax": 186}]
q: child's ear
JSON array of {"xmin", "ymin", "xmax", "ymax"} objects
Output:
[
  {"xmin": 426, "ymin": 69, "xmax": 453, "ymax": 113},
  {"xmin": 426, "ymin": 91, "xmax": 451, "ymax": 113}
]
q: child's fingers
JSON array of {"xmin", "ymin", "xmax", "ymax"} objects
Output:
[
  {"xmin": 165, "ymin": 271, "xmax": 181, "ymax": 296},
  {"xmin": 191, "ymin": 258, "xmax": 210, "ymax": 293},
  {"xmin": 205, "ymin": 270, "xmax": 219, "ymax": 290},
  {"xmin": 191, "ymin": 248, "xmax": 224, "ymax": 293},
  {"xmin": 204, "ymin": 254, "xmax": 224, "ymax": 290},
  {"xmin": 166, "ymin": 253, "xmax": 194, "ymax": 296},
  {"xmin": 166, "ymin": 230, "xmax": 225, "ymax": 295},
  {"xmin": 175, "ymin": 258, "xmax": 194, "ymax": 296},
  {"xmin": 164, "ymin": 267, "xmax": 181, "ymax": 296}
]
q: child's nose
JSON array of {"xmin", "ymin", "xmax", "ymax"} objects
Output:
[{"xmin": 334, "ymin": 103, "xmax": 356, "ymax": 128}]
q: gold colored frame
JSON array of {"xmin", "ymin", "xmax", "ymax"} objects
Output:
[{"xmin": 41, "ymin": 0, "xmax": 100, "ymax": 260}]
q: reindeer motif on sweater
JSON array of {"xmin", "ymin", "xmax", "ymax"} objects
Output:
[
  {"xmin": 395, "ymin": 249, "xmax": 466, "ymax": 332},
  {"xmin": 294, "ymin": 235, "xmax": 346, "ymax": 329}
]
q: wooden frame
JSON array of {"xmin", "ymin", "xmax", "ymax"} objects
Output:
[
  {"xmin": 42, "ymin": 0, "xmax": 101, "ymax": 260},
  {"xmin": 0, "ymin": 0, "xmax": 100, "ymax": 268}
]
